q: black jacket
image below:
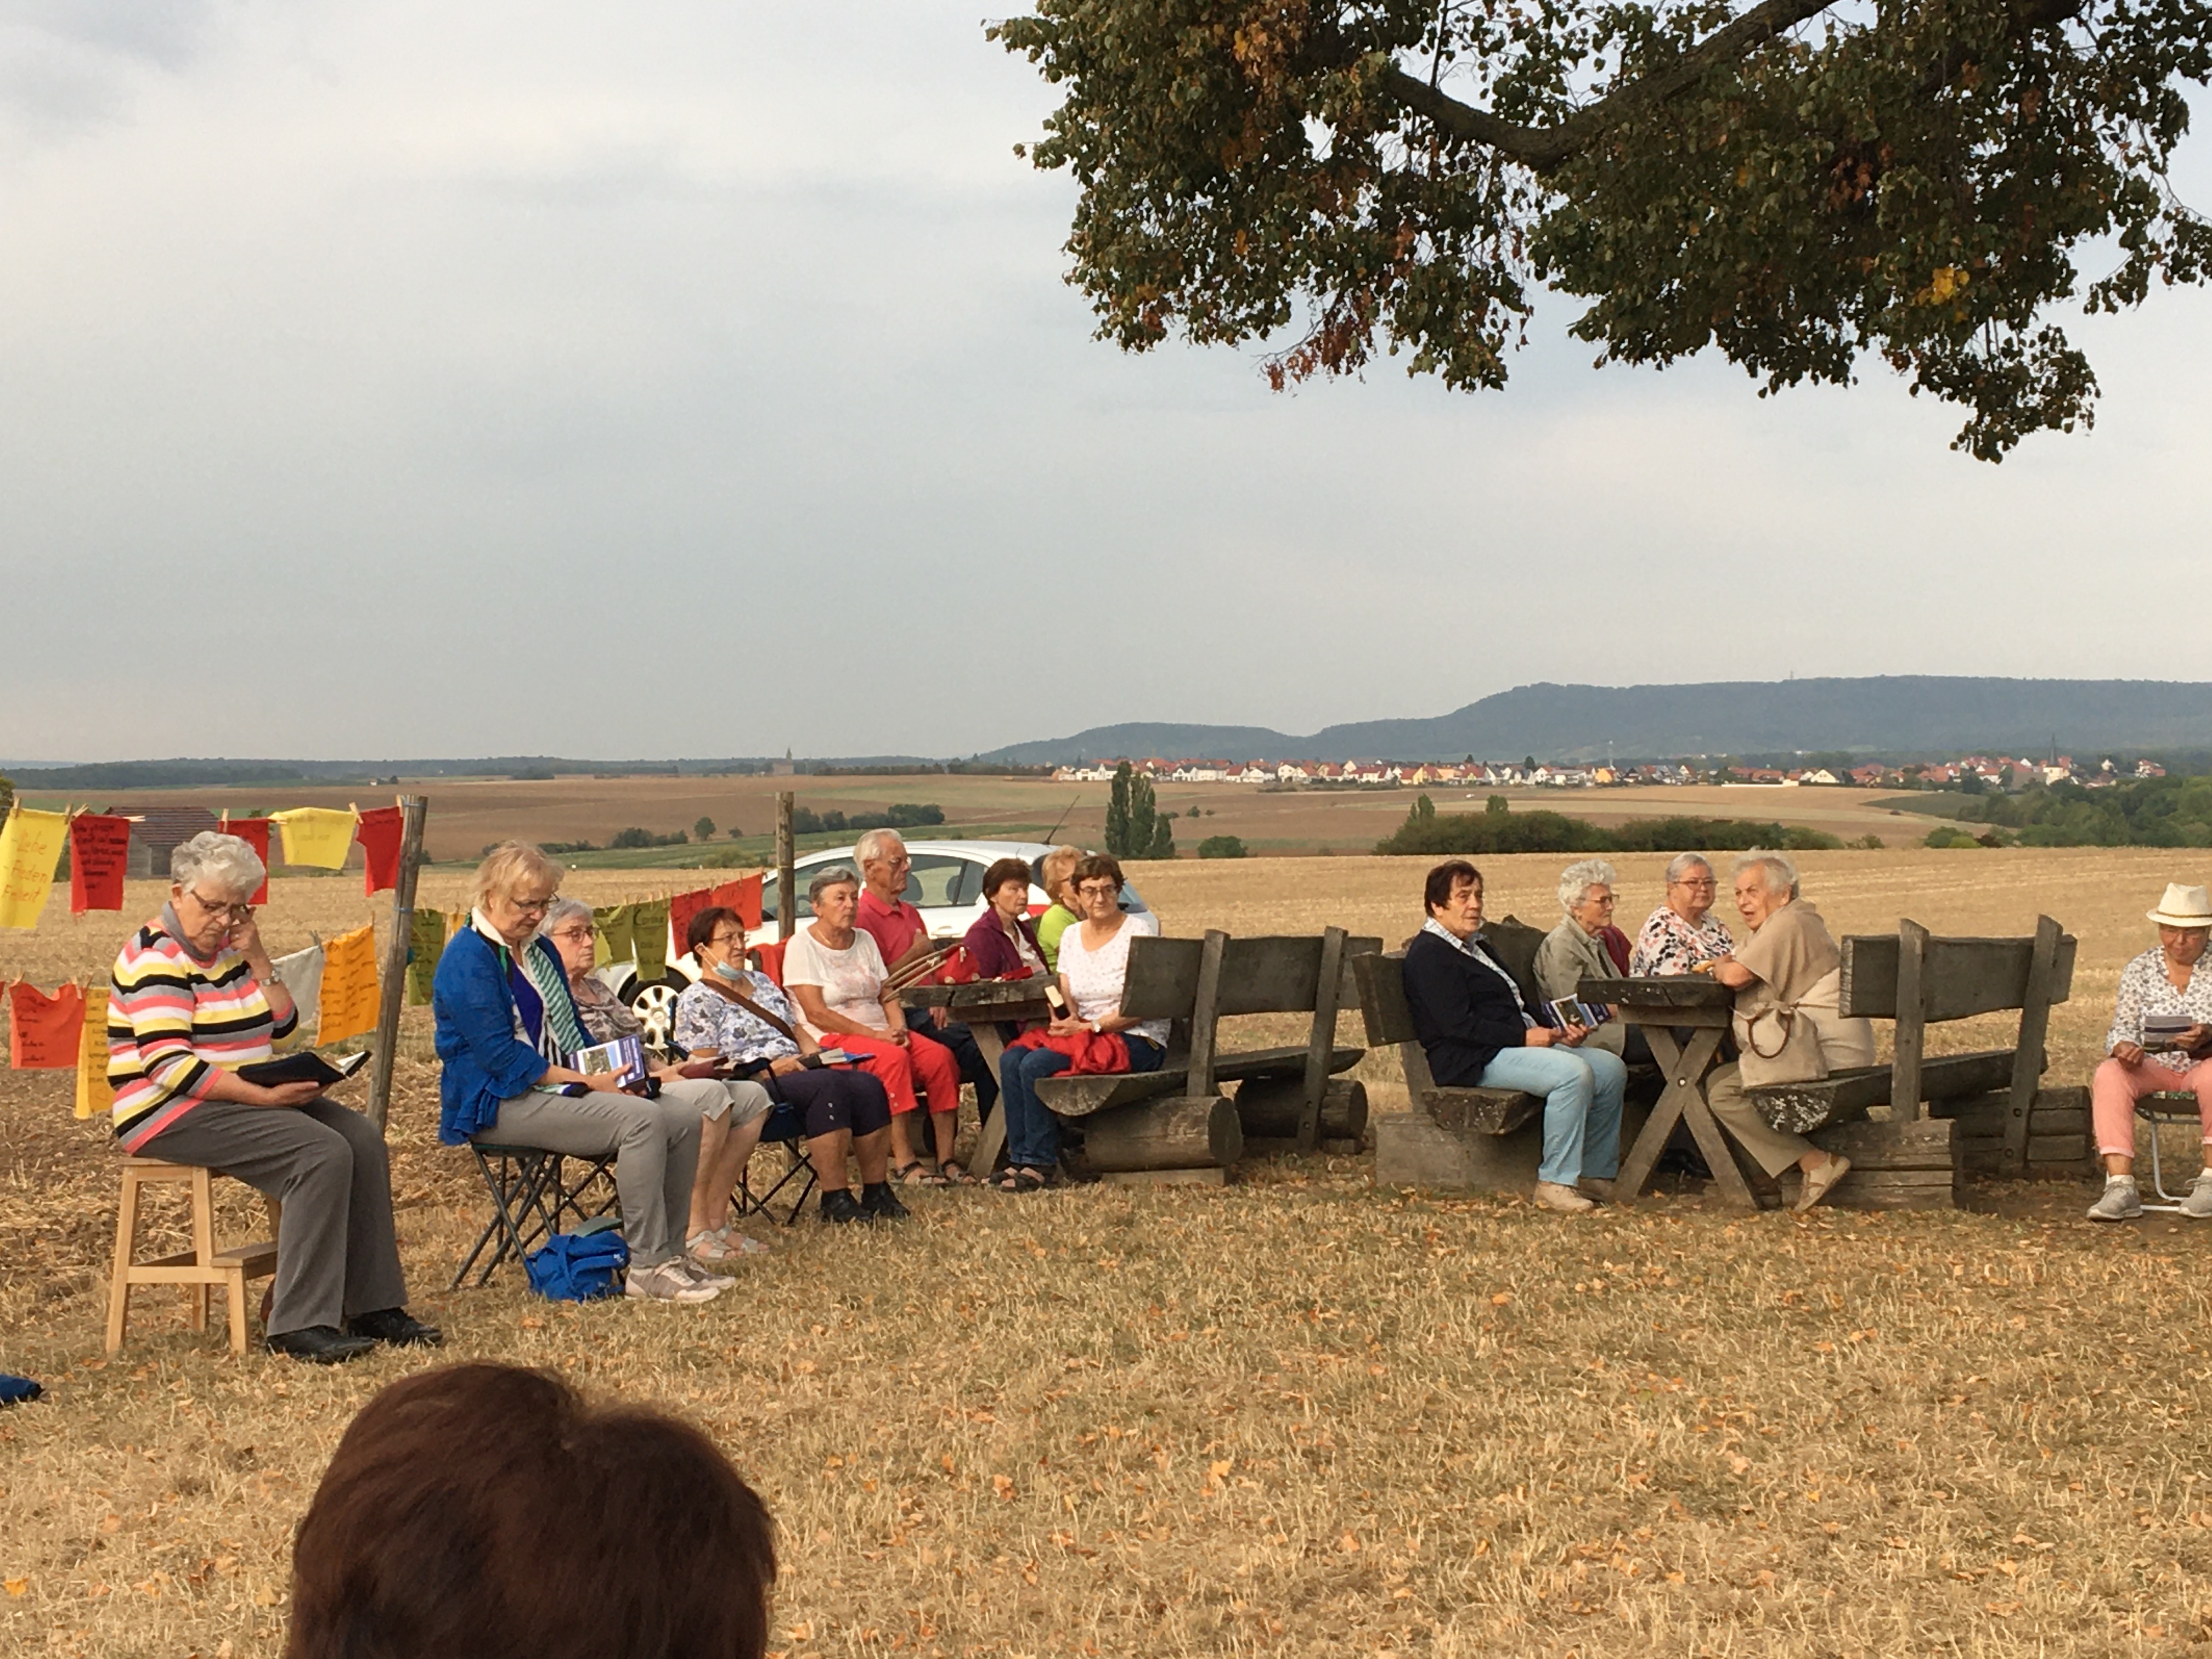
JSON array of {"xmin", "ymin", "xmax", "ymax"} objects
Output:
[{"xmin": 1402, "ymin": 928, "xmax": 1531, "ymax": 1086}]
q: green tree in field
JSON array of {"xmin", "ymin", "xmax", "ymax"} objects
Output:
[
  {"xmin": 0, "ymin": 772, "xmax": 14, "ymax": 822},
  {"xmin": 694, "ymin": 816, "xmax": 716, "ymax": 842},
  {"xmin": 1199, "ymin": 834, "xmax": 1249, "ymax": 859},
  {"xmin": 994, "ymin": 0, "xmax": 2212, "ymax": 459},
  {"xmin": 1106, "ymin": 763, "xmax": 1177, "ymax": 859}
]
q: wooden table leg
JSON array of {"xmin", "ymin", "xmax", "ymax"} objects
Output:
[
  {"xmin": 1613, "ymin": 1023, "xmax": 1755, "ymax": 1207},
  {"xmin": 968, "ymin": 1023, "xmax": 1010, "ymax": 1173}
]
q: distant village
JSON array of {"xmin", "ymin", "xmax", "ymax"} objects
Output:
[{"xmin": 1048, "ymin": 753, "xmax": 2172, "ymax": 789}]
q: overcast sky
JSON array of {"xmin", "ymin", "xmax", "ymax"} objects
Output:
[{"xmin": 2, "ymin": 1, "xmax": 2206, "ymax": 764}]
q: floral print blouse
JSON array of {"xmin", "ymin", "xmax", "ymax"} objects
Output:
[
  {"xmin": 2106, "ymin": 947, "xmax": 2212, "ymax": 1059},
  {"xmin": 1628, "ymin": 906, "xmax": 1736, "ymax": 977}
]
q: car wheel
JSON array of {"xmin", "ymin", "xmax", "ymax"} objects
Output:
[{"xmin": 628, "ymin": 974, "xmax": 686, "ymax": 1049}]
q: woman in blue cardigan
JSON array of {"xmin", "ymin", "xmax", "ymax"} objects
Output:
[
  {"xmin": 1401, "ymin": 859, "xmax": 1626, "ymax": 1214},
  {"xmin": 433, "ymin": 843, "xmax": 720, "ymax": 1304}
]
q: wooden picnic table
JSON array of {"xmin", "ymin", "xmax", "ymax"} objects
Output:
[
  {"xmin": 898, "ymin": 978, "xmax": 1057, "ymax": 1173},
  {"xmin": 1578, "ymin": 974, "xmax": 1759, "ymax": 1209}
]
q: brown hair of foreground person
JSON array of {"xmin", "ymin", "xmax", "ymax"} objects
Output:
[{"xmin": 285, "ymin": 1363, "xmax": 775, "ymax": 1659}]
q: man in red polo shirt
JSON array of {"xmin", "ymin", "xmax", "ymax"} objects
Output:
[{"xmin": 855, "ymin": 829, "xmax": 999, "ymax": 1128}]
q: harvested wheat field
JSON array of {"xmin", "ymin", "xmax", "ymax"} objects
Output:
[{"xmin": 5, "ymin": 851, "xmax": 2212, "ymax": 1657}]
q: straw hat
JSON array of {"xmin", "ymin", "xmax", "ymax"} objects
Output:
[{"xmin": 2146, "ymin": 883, "xmax": 2212, "ymax": 928}]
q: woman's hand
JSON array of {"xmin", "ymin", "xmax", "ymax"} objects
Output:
[
  {"xmin": 2179, "ymin": 1024, "xmax": 2210, "ymax": 1052},
  {"xmin": 1047, "ymin": 1015, "xmax": 1090, "ymax": 1039},
  {"xmin": 1557, "ymin": 1022, "xmax": 1591, "ymax": 1047},
  {"xmin": 256, "ymin": 1081, "xmax": 323, "ymax": 1109},
  {"xmin": 1524, "ymin": 1026, "xmax": 1560, "ymax": 1048},
  {"xmin": 2112, "ymin": 1041, "xmax": 2146, "ymax": 1066},
  {"xmin": 770, "ymin": 1054, "xmax": 807, "ymax": 1077}
]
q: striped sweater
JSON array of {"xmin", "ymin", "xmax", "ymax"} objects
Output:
[{"xmin": 108, "ymin": 914, "xmax": 296, "ymax": 1151}]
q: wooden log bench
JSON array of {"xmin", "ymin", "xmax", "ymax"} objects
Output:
[
  {"xmin": 1745, "ymin": 913, "xmax": 2077, "ymax": 1197},
  {"xmin": 1036, "ymin": 927, "xmax": 1379, "ymax": 1182}
]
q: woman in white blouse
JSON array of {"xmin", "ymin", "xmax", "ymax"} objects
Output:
[
  {"xmin": 2087, "ymin": 882, "xmax": 2212, "ymax": 1221},
  {"xmin": 782, "ymin": 865, "xmax": 966, "ymax": 1186},
  {"xmin": 994, "ymin": 854, "xmax": 1167, "ymax": 1193}
]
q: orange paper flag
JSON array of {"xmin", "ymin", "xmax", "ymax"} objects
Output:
[
  {"xmin": 8, "ymin": 980, "xmax": 86, "ymax": 1069},
  {"xmin": 317, "ymin": 924, "xmax": 381, "ymax": 1047}
]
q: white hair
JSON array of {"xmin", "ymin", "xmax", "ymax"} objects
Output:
[
  {"xmin": 1734, "ymin": 849, "xmax": 1799, "ymax": 899},
  {"xmin": 542, "ymin": 897, "xmax": 594, "ymax": 935},
  {"xmin": 1663, "ymin": 852, "xmax": 1714, "ymax": 884},
  {"xmin": 807, "ymin": 864, "xmax": 862, "ymax": 905},
  {"xmin": 1556, "ymin": 857, "xmax": 1618, "ymax": 915},
  {"xmin": 853, "ymin": 827, "xmax": 906, "ymax": 867},
  {"xmin": 170, "ymin": 831, "xmax": 265, "ymax": 899}
]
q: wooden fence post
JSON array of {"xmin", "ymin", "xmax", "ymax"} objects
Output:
[
  {"xmin": 1891, "ymin": 917, "xmax": 1929, "ymax": 1123},
  {"xmin": 775, "ymin": 792, "xmax": 795, "ymax": 943},
  {"xmin": 366, "ymin": 796, "xmax": 428, "ymax": 1133}
]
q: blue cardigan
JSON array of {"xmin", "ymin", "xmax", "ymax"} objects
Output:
[{"xmin": 432, "ymin": 926, "xmax": 564, "ymax": 1145}]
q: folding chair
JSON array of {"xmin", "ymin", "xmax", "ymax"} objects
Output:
[
  {"xmin": 734, "ymin": 1101, "xmax": 818, "ymax": 1226},
  {"xmin": 2136, "ymin": 1091, "xmax": 2209, "ymax": 1213},
  {"xmin": 450, "ymin": 1143, "xmax": 620, "ymax": 1287}
]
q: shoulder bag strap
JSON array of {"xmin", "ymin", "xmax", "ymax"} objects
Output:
[{"xmin": 697, "ymin": 975, "xmax": 802, "ymax": 1046}]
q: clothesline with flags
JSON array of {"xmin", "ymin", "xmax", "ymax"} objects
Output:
[{"xmin": 0, "ymin": 800, "xmax": 410, "ymax": 929}]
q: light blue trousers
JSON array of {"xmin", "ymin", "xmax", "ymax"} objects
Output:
[{"xmin": 1479, "ymin": 1044, "xmax": 1627, "ymax": 1186}]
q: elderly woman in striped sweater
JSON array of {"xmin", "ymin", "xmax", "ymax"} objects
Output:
[{"xmin": 108, "ymin": 832, "xmax": 437, "ymax": 1364}]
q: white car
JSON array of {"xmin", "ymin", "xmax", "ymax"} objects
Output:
[{"xmin": 606, "ymin": 839, "xmax": 1153, "ymax": 1045}]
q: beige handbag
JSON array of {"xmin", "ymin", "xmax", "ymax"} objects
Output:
[{"xmin": 1734, "ymin": 1002, "xmax": 1828, "ymax": 1087}]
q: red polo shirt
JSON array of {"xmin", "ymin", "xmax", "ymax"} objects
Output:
[{"xmin": 856, "ymin": 887, "xmax": 928, "ymax": 968}]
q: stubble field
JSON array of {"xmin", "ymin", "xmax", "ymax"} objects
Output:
[{"xmin": 4, "ymin": 850, "xmax": 2211, "ymax": 1657}]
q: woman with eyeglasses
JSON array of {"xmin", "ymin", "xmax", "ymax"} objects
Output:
[
  {"xmin": 433, "ymin": 843, "xmax": 725, "ymax": 1304},
  {"xmin": 541, "ymin": 898, "xmax": 774, "ymax": 1262},
  {"xmin": 993, "ymin": 853, "xmax": 1168, "ymax": 1193},
  {"xmin": 107, "ymin": 831, "xmax": 438, "ymax": 1363},
  {"xmin": 1627, "ymin": 854, "xmax": 1736, "ymax": 977},
  {"xmin": 1533, "ymin": 858, "xmax": 1645, "ymax": 1063}
]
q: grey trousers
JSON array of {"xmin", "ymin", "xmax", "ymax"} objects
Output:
[
  {"xmin": 1703, "ymin": 1061, "xmax": 1818, "ymax": 1177},
  {"xmin": 479, "ymin": 1088, "xmax": 701, "ymax": 1266},
  {"xmin": 657, "ymin": 1075, "xmax": 772, "ymax": 1126},
  {"xmin": 140, "ymin": 1098, "xmax": 408, "ymax": 1338}
]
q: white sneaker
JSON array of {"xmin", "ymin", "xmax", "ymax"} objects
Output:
[
  {"xmin": 1533, "ymin": 1181, "xmax": 1595, "ymax": 1214},
  {"xmin": 2182, "ymin": 1171, "xmax": 2212, "ymax": 1220},
  {"xmin": 626, "ymin": 1259, "xmax": 721, "ymax": 1302},
  {"xmin": 2087, "ymin": 1176, "xmax": 2143, "ymax": 1222},
  {"xmin": 676, "ymin": 1256, "xmax": 737, "ymax": 1291}
]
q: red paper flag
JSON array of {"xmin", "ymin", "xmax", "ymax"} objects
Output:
[
  {"xmin": 8, "ymin": 980, "xmax": 86, "ymax": 1069},
  {"xmin": 712, "ymin": 874, "xmax": 764, "ymax": 930},
  {"xmin": 221, "ymin": 816, "xmax": 273, "ymax": 905},
  {"xmin": 68, "ymin": 814, "xmax": 132, "ymax": 915},
  {"xmin": 666, "ymin": 886, "xmax": 715, "ymax": 960},
  {"xmin": 356, "ymin": 805, "xmax": 405, "ymax": 895}
]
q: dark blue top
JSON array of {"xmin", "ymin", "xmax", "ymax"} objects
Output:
[
  {"xmin": 1401, "ymin": 927, "xmax": 1532, "ymax": 1087},
  {"xmin": 432, "ymin": 925, "xmax": 562, "ymax": 1144}
]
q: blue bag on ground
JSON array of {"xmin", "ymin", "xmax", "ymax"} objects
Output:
[{"xmin": 525, "ymin": 1218, "xmax": 628, "ymax": 1300}]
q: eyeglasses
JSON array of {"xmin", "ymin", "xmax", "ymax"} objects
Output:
[
  {"xmin": 183, "ymin": 890, "xmax": 255, "ymax": 922},
  {"xmin": 1671, "ymin": 879, "xmax": 1717, "ymax": 890},
  {"xmin": 1582, "ymin": 894, "xmax": 1617, "ymax": 908},
  {"xmin": 708, "ymin": 933, "xmax": 747, "ymax": 950},
  {"xmin": 507, "ymin": 894, "xmax": 555, "ymax": 914},
  {"xmin": 1075, "ymin": 883, "xmax": 1119, "ymax": 899},
  {"xmin": 548, "ymin": 927, "xmax": 594, "ymax": 944}
]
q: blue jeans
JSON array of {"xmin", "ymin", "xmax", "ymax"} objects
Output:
[
  {"xmin": 998, "ymin": 1037, "xmax": 1166, "ymax": 1171},
  {"xmin": 1479, "ymin": 1044, "xmax": 1627, "ymax": 1187}
]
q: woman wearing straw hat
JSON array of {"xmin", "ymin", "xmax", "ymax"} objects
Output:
[{"xmin": 2087, "ymin": 882, "xmax": 2212, "ymax": 1221}]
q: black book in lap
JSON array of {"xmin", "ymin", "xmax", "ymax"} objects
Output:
[{"xmin": 235, "ymin": 1051, "xmax": 373, "ymax": 1089}]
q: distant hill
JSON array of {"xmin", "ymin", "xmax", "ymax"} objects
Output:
[{"xmin": 980, "ymin": 678, "xmax": 2212, "ymax": 765}]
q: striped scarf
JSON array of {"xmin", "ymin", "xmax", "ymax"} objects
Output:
[{"xmin": 471, "ymin": 911, "xmax": 593, "ymax": 1060}]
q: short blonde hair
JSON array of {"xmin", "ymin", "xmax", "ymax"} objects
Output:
[
  {"xmin": 472, "ymin": 842, "xmax": 564, "ymax": 910},
  {"xmin": 1037, "ymin": 845, "xmax": 1082, "ymax": 895}
]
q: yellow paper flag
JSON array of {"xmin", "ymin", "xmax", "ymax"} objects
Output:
[
  {"xmin": 76, "ymin": 986, "xmax": 114, "ymax": 1121},
  {"xmin": 271, "ymin": 808, "xmax": 359, "ymax": 871},
  {"xmin": 0, "ymin": 806, "xmax": 70, "ymax": 929},
  {"xmin": 317, "ymin": 924, "xmax": 381, "ymax": 1046}
]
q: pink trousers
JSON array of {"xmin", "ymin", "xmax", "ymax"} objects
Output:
[{"xmin": 2091, "ymin": 1054, "xmax": 2212, "ymax": 1156}]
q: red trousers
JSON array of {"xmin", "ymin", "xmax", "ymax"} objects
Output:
[{"xmin": 834, "ymin": 1029, "xmax": 961, "ymax": 1117}]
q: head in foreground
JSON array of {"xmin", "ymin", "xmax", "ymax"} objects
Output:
[
  {"xmin": 1661, "ymin": 853, "xmax": 1718, "ymax": 923},
  {"xmin": 286, "ymin": 1362, "xmax": 775, "ymax": 1659},
  {"xmin": 1555, "ymin": 857, "xmax": 1617, "ymax": 938},
  {"xmin": 1424, "ymin": 858, "xmax": 1484, "ymax": 938},
  {"xmin": 1731, "ymin": 851, "xmax": 1799, "ymax": 930},
  {"xmin": 167, "ymin": 831, "xmax": 268, "ymax": 957},
  {"xmin": 473, "ymin": 841, "xmax": 565, "ymax": 950}
]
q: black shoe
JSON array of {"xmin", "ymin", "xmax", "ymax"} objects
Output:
[
  {"xmin": 346, "ymin": 1308, "xmax": 444, "ymax": 1348},
  {"xmin": 819, "ymin": 1188, "xmax": 866, "ymax": 1224},
  {"xmin": 860, "ymin": 1182, "xmax": 912, "ymax": 1223},
  {"xmin": 266, "ymin": 1325, "xmax": 377, "ymax": 1365}
]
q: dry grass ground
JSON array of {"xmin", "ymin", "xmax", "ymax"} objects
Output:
[{"xmin": 5, "ymin": 853, "xmax": 2212, "ymax": 1657}]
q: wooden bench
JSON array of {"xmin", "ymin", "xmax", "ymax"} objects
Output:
[
  {"xmin": 1745, "ymin": 914, "xmax": 2081, "ymax": 1198},
  {"xmin": 1035, "ymin": 927, "xmax": 1379, "ymax": 1181}
]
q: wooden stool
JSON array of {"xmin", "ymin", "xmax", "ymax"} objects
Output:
[{"xmin": 106, "ymin": 1158, "xmax": 280, "ymax": 1356}]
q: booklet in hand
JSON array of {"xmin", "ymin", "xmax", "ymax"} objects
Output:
[
  {"xmin": 235, "ymin": 1049, "xmax": 373, "ymax": 1090},
  {"xmin": 2142, "ymin": 1013, "xmax": 2198, "ymax": 1043},
  {"xmin": 1545, "ymin": 997, "xmax": 1613, "ymax": 1030},
  {"xmin": 573, "ymin": 1035, "xmax": 647, "ymax": 1090}
]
